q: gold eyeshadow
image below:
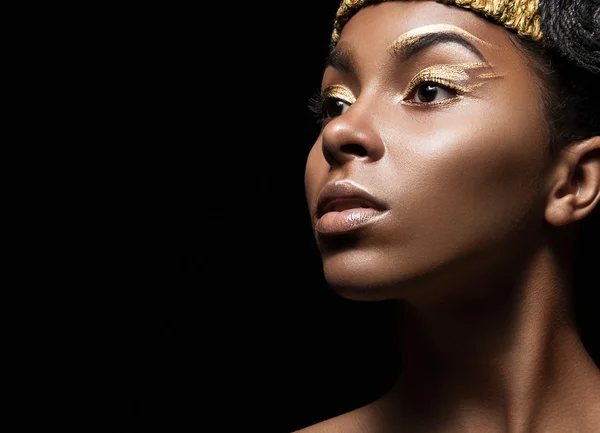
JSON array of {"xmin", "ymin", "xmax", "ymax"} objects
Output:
[
  {"xmin": 401, "ymin": 63, "xmax": 505, "ymax": 105},
  {"xmin": 322, "ymin": 85, "xmax": 356, "ymax": 104}
]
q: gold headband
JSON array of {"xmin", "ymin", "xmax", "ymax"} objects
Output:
[{"xmin": 332, "ymin": 0, "xmax": 543, "ymax": 44}]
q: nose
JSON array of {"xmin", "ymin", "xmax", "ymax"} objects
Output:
[{"xmin": 321, "ymin": 103, "xmax": 385, "ymax": 167}]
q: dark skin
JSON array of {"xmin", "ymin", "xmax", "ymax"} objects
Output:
[{"xmin": 300, "ymin": 2, "xmax": 600, "ymax": 432}]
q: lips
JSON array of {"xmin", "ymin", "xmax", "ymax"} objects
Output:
[
  {"xmin": 315, "ymin": 181, "xmax": 388, "ymax": 235},
  {"xmin": 320, "ymin": 197, "xmax": 380, "ymax": 215}
]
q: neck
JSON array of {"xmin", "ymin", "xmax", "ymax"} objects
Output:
[{"xmin": 383, "ymin": 243, "xmax": 600, "ymax": 432}]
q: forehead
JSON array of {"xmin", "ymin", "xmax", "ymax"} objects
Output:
[{"xmin": 335, "ymin": 1, "xmax": 516, "ymax": 65}]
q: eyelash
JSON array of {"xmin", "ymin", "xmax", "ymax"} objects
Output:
[
  {"xmin": 307, "ymin": 91, "xmax": 327, "ymax": 126},
  {"xmin": 307, "ymin": 75, "xmax": 464, "ymax": 125},
  {"xmin": 402, "ymin": 73, "xmax": 464, "ymax": 104}
]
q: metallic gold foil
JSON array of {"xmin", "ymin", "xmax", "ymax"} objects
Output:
[
  {"xmin": 436, "ymin": 0, "xmax": 542, "ymax": 41},
  {"xmin": 331, "ymin": 0, "xmax": 543, "ymax": 45}
]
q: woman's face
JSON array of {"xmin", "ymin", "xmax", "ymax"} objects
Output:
[{"xmin": 304, "ymin": 1, "xmax": 551, "ymax": 300}]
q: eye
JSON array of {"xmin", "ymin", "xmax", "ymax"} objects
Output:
[
  {"xmin": 410, "ymin": 82, "xmax": 457, "ymax": 103},
  {"xmin": 322, "ymin": 97, "xmax": 351, "ymax": 119},
  {"xmin": 307, "ymin": 87, "xmax": 355, "ymax": 126}
]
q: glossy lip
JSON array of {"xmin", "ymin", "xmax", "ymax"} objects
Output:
[{"xmin": 315, "ymin": 180, "xmax": 389, "ymax": 235}]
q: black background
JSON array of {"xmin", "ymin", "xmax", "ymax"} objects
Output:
[
  {"xmin": 128, "ymin": 2, "xmax": 399, "ymax": 432},
  {"xmin": 127, "ymin": 2, "xmax": 598, "ymax": 431}
]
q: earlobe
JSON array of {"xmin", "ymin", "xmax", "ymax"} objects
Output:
[{"xmin": 545, "ymin": 137, "xmax": 600, "ymax": 227}]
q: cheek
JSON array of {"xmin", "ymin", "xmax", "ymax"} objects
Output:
[
  {"xmin": 304, "ymin": 139, "xmax": 327, "ymax": 206},
  {"xmin": 382, "ymin": 101, "xmax": 547, "ymax": 253}
]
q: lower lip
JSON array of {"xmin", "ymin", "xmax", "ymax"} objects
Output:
[{"xmin": 316, "ymin": 208, "xmax": 386, "ymax": 235}]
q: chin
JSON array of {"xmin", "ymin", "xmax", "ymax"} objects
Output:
[
  {"xmin": 320, "ymin": 248, "xmax": 415, "ymax": 301},
  {"xmin": 319, "ymin": 243, "xmax": 488, "ymax": 302}
]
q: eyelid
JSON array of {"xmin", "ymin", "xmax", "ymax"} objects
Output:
[
  {"xmin": 401, "ymin": 63, "xmax": 491, "ymax": 100},
  {"xmin": 322, "ymin": 85, "xmax": 356, "ymax": 104}
]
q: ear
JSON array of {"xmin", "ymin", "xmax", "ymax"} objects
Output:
[{"xmin": 545, "ymin": 136, "xmax": 600, "ymax": 227}]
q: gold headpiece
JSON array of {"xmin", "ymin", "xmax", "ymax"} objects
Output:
[{"xmin": 332, "ymin": 0, "xmax": 543, "ymax": 45}]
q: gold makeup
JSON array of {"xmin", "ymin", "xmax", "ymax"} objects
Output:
[
  {"xmin": 322, "ymin": 85, "xmax": 356, "ymax": 104},
  {"xmin": 332, "ymin": 1, "xmax": 543, "ymax": 45},
  {"xmin": 477, "ymin": 72, "xmax": 504, "ymax": 79},
  {"xmin": 401, "ymin": 63, "xmax": 505, "ymax": 106},
  {"xmin": 388, "ymin": 23, "xmax": 498, "ymax": 55}
]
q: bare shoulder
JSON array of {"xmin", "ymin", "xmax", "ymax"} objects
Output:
[
  {"xmin": 292, "ymin": 400, "xmax": 397, "ymax": 433},
  {"xmin": 291, "ymin": 410, "xmax": 362, "ymax": 433}
]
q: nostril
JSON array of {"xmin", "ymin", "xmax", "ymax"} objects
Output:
[{"xmin": 341, "ymin": 143, "xmax": 368, "ymax": 157}]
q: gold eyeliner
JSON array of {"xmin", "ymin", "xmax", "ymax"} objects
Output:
[
  {"xmin": 401, "ymin": 63, "xmax": 505, "ymax": 105},
  {"xmin": 477, "ymin": 72, "xmax": 505, "ymax": 79}
]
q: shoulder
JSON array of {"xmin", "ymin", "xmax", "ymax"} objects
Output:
[
  {"xmin": 292, "ymin": 409, "xmax": 368, "ymax": 433},
  {"xmin": 292, "ymin": 399, "xmax": 398, "ymax": 433}
]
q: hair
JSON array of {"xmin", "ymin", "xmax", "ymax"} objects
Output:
[
  {"xmin": 517, "ymin": 0, "xmax": 599, "ymax": 361},
  {"xmin": 511, "ymin": 0, "xmax": 600, "ymax": 156}
]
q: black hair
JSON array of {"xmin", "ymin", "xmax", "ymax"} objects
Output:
[
  {"xmin": 522, "ymin": 0, "xmax": 600, "ymax": 361},
  {"xmin": 510, "ymin": 0, "xmax": 600, "ymax": 155}
]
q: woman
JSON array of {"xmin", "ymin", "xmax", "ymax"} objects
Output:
[{"xmin": 299, "ymin": 0, "xmax": 600, "ymax": 431}]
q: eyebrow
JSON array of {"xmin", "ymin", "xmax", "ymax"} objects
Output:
[
  {"xmin": 325, "ymin": 45, "xmax": 356, "ymax": 75},
  {"xmin": 388, "ymin": 24, "xmax": 495, "ymax": 64}
]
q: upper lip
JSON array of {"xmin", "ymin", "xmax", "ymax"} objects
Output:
[{"xmin": 316, "ymin": 181, "xmax": 388, "ymax": 218}]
